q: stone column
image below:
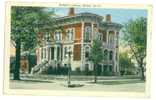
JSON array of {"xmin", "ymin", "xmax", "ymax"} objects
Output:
[
  {"xmin": 39, "ymin": 48, "xmax": 42, "ymax": 63},
  {"xmin": 54, "ymin": 46, "xmax": 57, "ymax": 61},
  {"xmin": 44, "ymin": 47, "xmax": 46, "ymax": 59},
  {"xmin": 59, "ymin": 46, "xmax": 62, "ymax": 61},
  {"xmin": 36, "ymin": 48, "xmax": 39, "ymax": 65},
  {"xmin": 46, "ymin": 47, "xmax": 49, "ymax": 60},
  {"xmin": 91, "ymin": 22, "xmax": 94, "ymax": 40},
  {"xmin": 106, "ymin": 30, "xmax": 109, "ymax": 45},
  {"xmin": 113, "ymin": 30, "xmax": 117, "ymax": 75},
  {"xmin": 53, "ymin": 46, "xmax": 57, "ymax": 67},
  {"xmin": 42, "ymin": 48, "xmax": 44, "ymax": 59},
  {"xmin": 81, "ymin": 22, "xmax": 84, "ymax": 71},
  {"xmin": 116, "ymin": 31, "xmax": 120, "ymax": 75},
  {"xmin": 49, "ymin": 47, "xmax": 51, "ymax": 61},
  {"xmin": 46, "ymin": 47, "xmax": 48, "ymax": 60},
  {"xmin": 48, "ymin": 47, "xmax": 50, "ymax": 61}
]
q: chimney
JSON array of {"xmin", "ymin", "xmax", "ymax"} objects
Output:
[
  {"xmin": 68, "ymin": 7, "xmax": 75, "ymax": 16},
  {"xmin": 106, "ymin": 14, "xmax": 111, "ymax": 22}
]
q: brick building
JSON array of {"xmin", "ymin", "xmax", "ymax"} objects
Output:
[{"xmin": 36, "ymin": 8, "xmax": 122, "ymax": 75}]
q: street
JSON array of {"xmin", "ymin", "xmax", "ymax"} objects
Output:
[{"xmin": 9, "ymin": 75, "xmax": 145, "ymax": 92}]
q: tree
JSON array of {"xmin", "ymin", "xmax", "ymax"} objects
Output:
[
  {"xmin": 90, "ymin": 39, "xmax": 103, "ymax": 83},
  {"xmin": 119, "ymin": 52, "xmax": 135, "ymax": 75},
  {"xmin": 123, "ymin": 17, "xmax": 147, "ymax": 80},
  {"xmin": 11, "ymin": 7, "xmax": 55, "ymax": 80}
]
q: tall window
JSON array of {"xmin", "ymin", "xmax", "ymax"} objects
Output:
[
  {"xmin": 99, "ymin": 33, "xmax": 103, "ymax": 41},
  {"xmin": 85, "ymin": 46, "xmax": 90, "ymax": 59},
  {"xmin": 55, "ymin": 31, "xmax": 61, "ymax": 41},
  {"xmin": 84, "ymin": 26, "xmax": 91, "ymax": 41},
  {"xmin": 66, "ymin": 28, "xmax": 74, "ymax": 41},
  {"xmin": 103, "ymin": 31, "xmax": 107, "ymax": 42},
  {"xmin": 57, "ymin": 47, "xmax": 60, "ymax": 60},
  {"xmin": 51, "ymin": 47, "xmax": 54, "ymax": 60},
  {"xmin": 109, "ymin": 65, "xmax": 113, "ymax": 72},
  {"xmin": 109, "ymin": 51, "xmax": 113, "ymax": 60}
]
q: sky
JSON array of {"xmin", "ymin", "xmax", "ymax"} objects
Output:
[
  {"xmin": 45, "ymin": 7, "xmax": 147, "ymax": 50},
  {"xmin": 51, "ymin": 7, "xmax": 148, "ymax": 24}
]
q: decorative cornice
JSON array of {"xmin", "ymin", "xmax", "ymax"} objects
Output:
[{"xmin": 99, "ymin": 22, "xmax": 123, "ymax": 30}]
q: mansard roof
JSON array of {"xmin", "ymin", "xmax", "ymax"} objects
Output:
[
  {"xmin": 55, "ymin": 12, "xmax": 103, "ymax": 21},
  {"xmin": 77, "ymin": 12, "xmax": 103, "ymax": 20},
  {"xmin": 54, "ymin": 12, "xmax": 123, "ymax": 30}
]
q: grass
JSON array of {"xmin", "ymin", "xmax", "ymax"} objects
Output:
[{"xmin": 88, "ymin": 79, "xmax": 144, "ymax": 85}]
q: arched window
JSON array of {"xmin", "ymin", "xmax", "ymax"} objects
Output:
[
  {"xmin": 84, "ymin": 26, "xmax": 91, "ymax": 41},
  {"xmin": 109, "ymin": 51, "xmax": 113, "ymax": 60},
  {"xmin": 108, "ymin": 31, "xmax": 115, "ymax": 44}
]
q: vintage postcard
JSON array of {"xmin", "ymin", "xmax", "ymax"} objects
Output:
[{"xmin": 4, "ymin": 1, "xmax": 152, "ymax": 97}]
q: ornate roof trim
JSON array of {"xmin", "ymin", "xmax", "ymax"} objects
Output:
[{"xmin": 55, "ymin": 12, "xmax": 103, "ymax": 21}]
